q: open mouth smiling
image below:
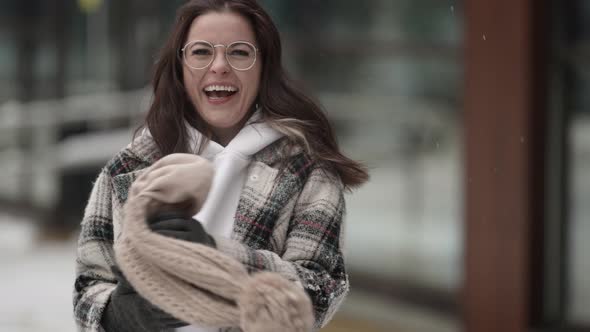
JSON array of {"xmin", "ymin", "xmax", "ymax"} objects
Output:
[{"xmin": 203, "ymin": 84, "xmax": 239, "ymax": 101}]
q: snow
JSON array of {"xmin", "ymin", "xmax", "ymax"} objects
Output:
[
  {"xmin": 0, "ymin": 214, "xmax": 77, "ymax": 332},
  {"xmin": 57, "ymin": 128, "xmax": 133, "ymax": 170},
  {"xmin": 346, "ymin": 156, "xmax": 462, "ymax": 291}
]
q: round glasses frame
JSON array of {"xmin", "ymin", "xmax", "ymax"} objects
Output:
[{"xmin": 180, "ymin": 40, "xmax": 259, "ymax": 71}]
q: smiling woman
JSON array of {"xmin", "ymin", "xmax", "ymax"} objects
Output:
[
  {"xmin": 72, "ymin": 0, "xmax": 368, "ymax": 332},
  {"xmin": 181, "ymin": 11, "xmax": 262, "ymax": 145}
]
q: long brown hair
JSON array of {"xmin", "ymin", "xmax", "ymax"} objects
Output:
[{"xmin": 142, "ymin": 0, "xmax": 368, "ymax": 189}]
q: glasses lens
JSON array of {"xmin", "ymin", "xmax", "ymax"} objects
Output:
[
  {"xmin": 227, "ymin": 42, "xmax": 256, "ymax": 70},
  {"xmin": 184, "ymin": 42, "xmax": 214, "ymax": 69}
]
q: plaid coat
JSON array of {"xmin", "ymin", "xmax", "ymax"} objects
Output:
[{"xmin": 73, "ymin": 133, "xmax": 349, "ymax": 331}]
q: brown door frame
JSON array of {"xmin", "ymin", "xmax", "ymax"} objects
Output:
[{"xmin": 463, "ymin": 0, "xmax": 548, "ymax": 331}]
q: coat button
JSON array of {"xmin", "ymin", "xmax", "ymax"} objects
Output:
[{"xmin": 250, "ymin": 175, "xmax": 259, "ymax": 181}]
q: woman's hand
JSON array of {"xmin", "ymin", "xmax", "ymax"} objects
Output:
[
  {"xmin": 147, "ymin": 211, "xmax": 216, "ymax": 247},
  {"xmin": 130, "ymin": 153, "xmax": 214, "ymax": 217},
  {"xmin": 101, "ymin": 265, "xmax": 189, "ymax": 331}
]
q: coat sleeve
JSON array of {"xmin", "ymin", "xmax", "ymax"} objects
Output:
[
  {"xmin": 214, "ymin": 167, "xmax": 349, "ymax": 328},
  {"xmin": 73, "ymin": 169, "xmax": 118, "ymax": 332}
]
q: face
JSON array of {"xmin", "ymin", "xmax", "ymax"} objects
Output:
[{"xmin": 182, "ymin": 11, "xmax": 261, "ymax": 145}]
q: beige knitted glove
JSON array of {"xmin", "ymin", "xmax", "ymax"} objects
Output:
[{"xmin": 130, "ymin": 153, "xmax": 214, "ymax": 218}]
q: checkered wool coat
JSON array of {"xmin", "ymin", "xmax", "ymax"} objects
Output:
[{"xmin": 73, "ymin": 132, "xmax": 349, "ymax": 331}]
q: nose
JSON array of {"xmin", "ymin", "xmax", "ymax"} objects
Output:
[{"xmin": 209, "ymin": 46, "xmax": 230, "ymax": 74}]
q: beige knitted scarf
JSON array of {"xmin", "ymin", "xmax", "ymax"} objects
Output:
[{"xmin": 114, "ymin": 153, "xmax": 314, "ymax": 332}]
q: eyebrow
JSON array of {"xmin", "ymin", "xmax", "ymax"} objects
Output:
[{"xmin": 185, "ymin": 39, "xmax": 257, "ymax": 45}]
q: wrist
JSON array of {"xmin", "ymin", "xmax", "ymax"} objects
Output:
[{"xmin": 207, "ymin": 233, "xmax": 217, "ymax": 248}]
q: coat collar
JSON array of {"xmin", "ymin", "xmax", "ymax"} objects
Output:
[
  {"xmin": 108, "ymin": 130, "xmax": 304, "ymax": 206},
  {"xmin": 123, "ymin": 129, "xmax": 302, "ymax": 172}
]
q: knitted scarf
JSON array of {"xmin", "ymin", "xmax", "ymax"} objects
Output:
[{"xmin": 114, "ymin": 153, "xmax": 314, "ymax": 331}]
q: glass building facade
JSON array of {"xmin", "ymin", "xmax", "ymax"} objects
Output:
[{"xmin": 563, "ymin": 0, "xmax": 590, "ymax": 325}]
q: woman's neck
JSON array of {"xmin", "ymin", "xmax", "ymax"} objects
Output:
[{"xmin": 212, "ymin": 127, "xmax": 239, "ymax": 147}]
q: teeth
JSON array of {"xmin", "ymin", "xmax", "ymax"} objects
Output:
[{"xmin": 204, "ymin": 85, "xmax": 238, "ymax": 92}]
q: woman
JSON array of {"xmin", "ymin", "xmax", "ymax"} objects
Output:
[{"xmin": 73, "ymin": 0, "xmax": 368, "ymax": 331}]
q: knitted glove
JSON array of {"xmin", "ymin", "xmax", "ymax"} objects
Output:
[
  {"xmin": 101, "ymin": 266, "xmax": 188, "ymax": 332},
  {"xmin": 147, "ymin": 211, "xmax": 216, "ymax": 248},
  {"xmin": 130, "ymin": 153, "xmax": 214, "ymax": 218}
]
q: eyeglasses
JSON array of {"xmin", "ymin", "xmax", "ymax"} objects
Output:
[{"xmin": 181, "ymin": 40, "xmax": 259, "ymax": 71}]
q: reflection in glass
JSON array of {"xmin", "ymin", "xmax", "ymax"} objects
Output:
[
  {"xmin": 264, "ymin": 0, "xmax": 463, "ymax": 323},
  {"xmin": 567, "ymin": 0, "xmax": 590, "ymax": 325}
]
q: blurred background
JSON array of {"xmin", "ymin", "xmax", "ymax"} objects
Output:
[{"xmin": 0, "ymin": 0, "xmax": 587, "ymax": 331}]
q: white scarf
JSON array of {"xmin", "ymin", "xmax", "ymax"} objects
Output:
[{"xmin": 177, "ymin": 112, "xmax": 283, "ymax": 332}]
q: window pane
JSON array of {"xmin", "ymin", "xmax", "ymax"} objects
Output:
[
  {"xmin": 263, "ymin": 0, "xmax": 463, "ymax": 328},
  {"xmin": 568, "ymin": 0, "xmax": 590, "ymax": 325}
]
